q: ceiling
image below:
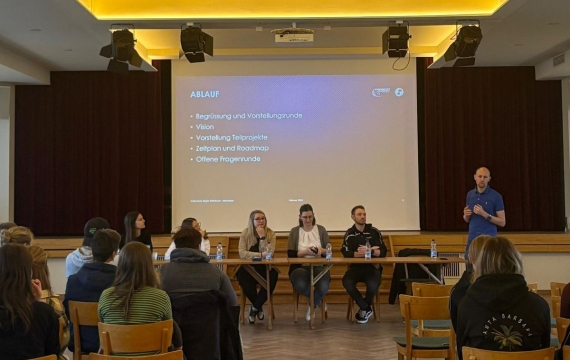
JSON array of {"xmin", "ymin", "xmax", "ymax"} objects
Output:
[{"xmin": 0, "ymin": 0, "xmax": 569, "ymax": 84}]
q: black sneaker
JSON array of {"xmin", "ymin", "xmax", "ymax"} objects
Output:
[
  {"xmin": 256, "ymin": 306, "xmax": 265, "ymax": 320},
  {"xmin": 248, "ymin": 305, "xmax": 258, "ymax": 324},
  {"xmin": 355, "ymin": 307, "xmax": 373, "ymax": 324}
]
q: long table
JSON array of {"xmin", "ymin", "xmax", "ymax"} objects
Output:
[{"xmin": 155, "ymin": 256, "xmax": 466, "ymax": 330}]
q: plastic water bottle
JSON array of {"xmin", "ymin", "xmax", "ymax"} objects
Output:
[
  {"xmin": 365, "ymin": 239, "xmax": 372, "ymax": 260},
  {"xmin": 430, "ymin": 239, "xmax": 437, "ymax": 258},
  {"xmin": 216, "ymin": 242, "xmax": 223, "ymax": 260},
  {"xmin": 265, "ymin": 242, "xmax": 273, "ymax": 260},
  {"xmin": 326, "ymin": 243, "xmax": 333, "ymax": 260}
]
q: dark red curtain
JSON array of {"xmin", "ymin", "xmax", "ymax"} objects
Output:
[
  {"xmin": 15, "ymin": 66, "xmax": 164, "ymax": 235},
  {"xmin": 419, "ymin": 60, "xmax": 564, "ymax": 231}
]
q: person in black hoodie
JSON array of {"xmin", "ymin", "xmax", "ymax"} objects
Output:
[
  {"xmin": 63, "ymin": 229, "xmax": 119, "ymax": 354},
  {"xmin": 456, "ymin": 236, "xmax": 551, "ymax": 359},
  {"xmin": 449, "ymin": 235, "xmax": 491, "ymax": 332}
]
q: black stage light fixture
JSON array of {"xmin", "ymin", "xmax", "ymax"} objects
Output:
[
  {"xmin": 100, "ymin": 26, "xmax": 142, "ymax": 75},
  {"xmin": 444, "ymin": 20, "xmax": 482, "ymax": 67},
  {"xmin": 180, "ymin": 24, "xmax": 214, "ymax": 63},
  {"xmin": 382, "ymin": 21, "xmax": 411, "ymax": 58}
]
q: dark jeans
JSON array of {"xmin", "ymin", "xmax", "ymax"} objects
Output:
[
  {"xmin": 235, "ymin": 264, "xmax": 278, "ymax": 310},
  {"xmin": 342, "ymin": 264, "xmax": 382, "ymax": 310},
  {"xmin": 289, "ymin": 265, "xmax": 330, "ymax": 307}
]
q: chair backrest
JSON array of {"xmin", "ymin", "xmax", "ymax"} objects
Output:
[
  {"xmin": 526, "ymin": 282, "xmax": 538, "ymax": 293},
  {"xmin": 98, "ymin": 320, "xmax": 173, "ymax": 355},
  {"xmin": 551, "ymin": 282, "xmax": 567, "ymax": 297},
  {"xmin": 68, "ymin": 301, "xmax": 100, "ymax": 360},
  {"xmin": 552, "ymin": 295, "xmax": 562, "ymax": 318},
  {"xmin": 557, "ymin": 317, "xmax": 570, "ymax": 347},
  {"xmin": 462, "ymin": 346, "xmax": 554, "ymax": 360},
  {"xmin": 399, "ymin": 294, "xmax": 451, "ymax": 321},
  {"xmin": 564, "ymin": 346, "xmax": 570, "ymax": 359},
  {"xmin": 412, "ymin": 282, "xmax": 454, "ymax": 297},
  {"xmin": 29, "ymin": 356, "xmax": 57, "ymax": 360},
  {"xmin": 88, "ymin": 350, "xmax": 183, "ymax": 360}
]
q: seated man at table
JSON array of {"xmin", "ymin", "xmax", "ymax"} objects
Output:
[
  {"xmin": 341, "ymin": 205, "xmax": 387, "ymax": 324},
  {"xmin": 160, "ymin": 227, "xmax": 237, "ymax": 306}
]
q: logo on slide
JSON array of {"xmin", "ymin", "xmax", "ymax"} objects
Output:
[
  {"xmin": 372, "ymin": 88, "xmax": 391, "ymax": 97},
  {"xmin": 395, "ymin": 88, "xmax": 405, "ymax": 97}
]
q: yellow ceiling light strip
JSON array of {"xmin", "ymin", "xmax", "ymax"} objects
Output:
[{"xmin": 77, "ymin": 0, "xmax": 509, "ymax": 20}]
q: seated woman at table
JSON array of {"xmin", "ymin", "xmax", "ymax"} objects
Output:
[
  {"xmin": 456, "ymin": 236, "xmax": 550, "ymax": 360},
  {"xmin": 164, "ymin": 217, "xmax": 210, "ymax": 260},
  {"xmin": 235, "ymin": 210, "xmax": 278, "ymax": 324},
  {"xmin": 287, "ymin": 204, "xmax": 331, "ymax": 321}
]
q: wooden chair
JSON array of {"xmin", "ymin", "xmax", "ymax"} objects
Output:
[
  {"xmin": 462, "ymin": 346, "xmax": 555, "ymax": 359},
  {"xmin": 88, "ymin": 351, "xmax": 183, "ymax": 360},
  {"xmin": 28, "ymin": 356, "xmax": 57, "ymax": 360},
  {"xmin": 557, "ymin": 317, "xmax": 570, "ymax": 347},
  {"xmin": 393, "ymin": 295, "xmax": 455, "ymax": 360},
  {"xmin": 292, "ymin": 288, "xmax": 327, "ymax": 323},
  {"xmin": 526, "ymin": 282, "xmax": 538, "ymax": 293},
  {"xmin": 346, "ymin": 289, "xmax": 380, "ymax": 323},
  {"xmin": 68, "ymin": 301, "xmax": 100, "ymax": 360},
  {"xmin": 564, "ymin": 346, "xmax": 570, "ymax": 359},
  {"xmin": 98, "ymin": 320, "xmax": 173, "ymax": 355},
  {"xmin": 551, "ymin": 282, "xmax": 566, "ymax": 297},
  {"xmin": 411, "ymin": 282, "xmax": 453, "ymax": 337}
]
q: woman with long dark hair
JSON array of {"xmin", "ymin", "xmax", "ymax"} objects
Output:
[
  {"xmin": 0, "ymin": 244, "xmax": 59, "ymax": 360},
  {"xmin": 236, "ymin": 210, "xmax": 278, "ymax": 324},
  {"xmin": 164, "ymin": 217, "xmax": 210, "ymax": 260},
  {"xmin": 287, "ymin": 204, "xmax": 331, "ymax": 321},
  {"xmin": 119, "ymin": 211, "xmax": 153, "ymax": 252}
]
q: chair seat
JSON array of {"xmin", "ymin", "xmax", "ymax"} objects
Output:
[
  {"xmin": 552, "ymin": 317, "xmax": 557, "ymax": 328},
  {"xmin": 410, "ymin": 319, "xmax": 451, "ymax": 329},
  {"xmin": 393, "ymin": 336, "xmax": 450, "ymax": 349}
]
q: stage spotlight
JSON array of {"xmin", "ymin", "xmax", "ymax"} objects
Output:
[
  {"xmin": 180, "ymin": 25, "xmax": 214, "ymax": 63},
  {"xmin": 382, "ymin": 21, "xmax": 411, "ymax": 58},
  {"xmin": 100, "ymin": 27, "xmax": 142, "ymax": 75},
  {"xmin": 444, "ymin": 20, "xmax": 482, "ymax": 67}
]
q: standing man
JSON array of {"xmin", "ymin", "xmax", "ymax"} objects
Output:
[
  {"xmin": 341, "ymin": 205, "xmax": 387, "ymax": 324},
  {"xmin": 463, "ymin": 167, "xmax": 506, "ymax": 259}
]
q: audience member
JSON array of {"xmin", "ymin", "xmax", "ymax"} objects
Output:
[
  {"xmin": 119, "ymin": 211, "xmax": 153, "ymax": 252},
  {"xmin": 235, "ymin": 210, "xmax": 278, "ymax": 324},
  {"xmin": 165, "ymin": 217, "xmax": 210, "ymax": 260},
  {"xmin": 0, "ymin": 225, "xmax": 34, "ymax": 247},
  {"xmin": 66, "ymin": 217, "xmax": 109, "ymax": 278},
  {"xmin": 63, "ymin": 229, "xmax": 119, "ymax": 354},
  {"xmin": 98, "ymin": 242, "xmax": 181, "ymax": 353},
  {"xmin": 449, "ymin": 235, "xmax": 491, "ymax": 331},
  {"xmin": 0, "ymin": 221, "xmax": 17, "ymax": 231},
  {"xmin": 0, "ymin": 244, "xmax": 59, "ymax": 360},
  {"xmin": 561, "ymin": 282, "xmax": 570, "ymax": 319},
  {"xmin": 456, "ymin": 236, "xmax": 551, "ymax": 359},
  {"xmin": 160, "ymin": 226, "xmax": 237, "ymax": 305},
  {"xmin": 287, "ymin": 204, "xmax": 331, "ymax": 321},
  {"xmin": 29, "ymin": 245, "xmax": 70, "ymax": 360}
]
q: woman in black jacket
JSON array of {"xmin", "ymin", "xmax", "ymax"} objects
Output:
[{"xmin": 456, "ymin": 236, "xmax": 551, "ymax": 359}]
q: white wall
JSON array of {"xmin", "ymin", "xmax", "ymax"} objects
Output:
[
  {"xmin": 0, "ymin": 85, "xmax": 14, "ymax": 222},
  {"xmin": 48, "ymin": 258, "xmax": 68, "ymax": 294}
]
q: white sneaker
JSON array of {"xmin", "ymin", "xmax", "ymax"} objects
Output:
[{"xmin": 306, "ymin": 305, "xmax": 312, "ymax": 321}]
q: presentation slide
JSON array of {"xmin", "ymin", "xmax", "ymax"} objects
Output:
[{"xmin": 172, "ymin": 59, "xmax": 419, "ymax": 232}]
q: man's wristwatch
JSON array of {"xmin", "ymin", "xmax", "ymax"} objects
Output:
[{"xmin": 486, "ymin": 215, "xmax": 492, "ymax": 221}]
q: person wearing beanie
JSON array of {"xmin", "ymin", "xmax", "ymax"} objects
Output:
[
  {"xmin": 65, "ymin": 217, "xmax": 109, "ymax": 278},
  {"xmin": 64, "ymin": 229, "xmax": 119, "ymax": 355}
]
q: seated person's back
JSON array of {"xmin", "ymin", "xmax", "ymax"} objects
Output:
[
  {"xmin": 64, "ymin": 229, "xmax": 119, "ymax": 353},
  {"xmin": 160, "ymin": 227, "xmax": 237, "ymax": 306},
  {"xmin": 0, "ymin": 244, "xmax": 60, "ymax": 360}
]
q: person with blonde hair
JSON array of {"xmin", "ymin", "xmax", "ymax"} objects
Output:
[
  {"xmin": 0, "ymin": 244, "xmax": 59, "ymax": 360},
  {"xmin": 0, "ymin": 226, "xmax": 34, "ymax": 247},
  {"xmin": 456, "ymin": 236, "xmax": 550, "ymax": 359},
  {"xmin": 449, "ymin": 235, "xmax": 491, "ymax": 331},
  {"xmin": 29, "ymin": 246, "xmax": 70, "ymax": 360},
  {"xmin": 235, "ymin": 210, "xmax": 278, "ymax": 324}
]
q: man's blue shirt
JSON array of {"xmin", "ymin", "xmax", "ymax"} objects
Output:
[{"xmin": 466, "ymin": 185, "xmax": 504, "ymax": 242}]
